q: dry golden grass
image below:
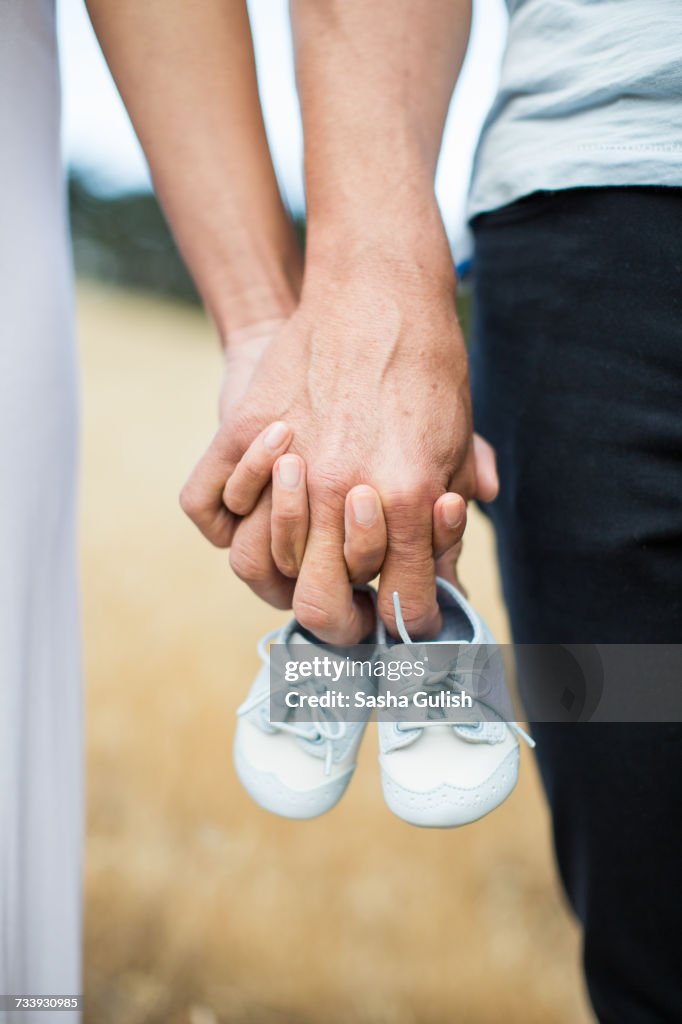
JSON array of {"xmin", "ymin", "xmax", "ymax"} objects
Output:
[{"xmin": 79, "ymin": 283, "xmax": 593, "ymax": 1024}]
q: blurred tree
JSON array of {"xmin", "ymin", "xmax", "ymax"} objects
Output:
[{"xmin": 69, "ymin": 172, "xmax": 200, "ymax": 303}]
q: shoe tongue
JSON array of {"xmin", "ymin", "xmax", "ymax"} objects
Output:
[
  {"xmin": 435, "ymin": 587, "xmax": 477, "ymax": 643},
  {"xmin": 454, "ymin": 721, "xmax": 506, "ymax": 743},
  {"xmin": 388, "ymin": 583, "xmax": 477, "ymax": 647}
]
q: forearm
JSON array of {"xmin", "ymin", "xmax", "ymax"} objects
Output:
[
  {"xmin": 86, "ymin": 0, "xmax": 301, "ymax": 342},
  {"xmin": 290, "ymin": 0, "xmax": 472, "ymax": 276}
]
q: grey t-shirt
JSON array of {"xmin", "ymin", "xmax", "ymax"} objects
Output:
[{"xmin": 467, "ymin": 0, "xmax": 682, "ymax": 219}]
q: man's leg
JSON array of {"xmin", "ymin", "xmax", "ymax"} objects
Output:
[
  {"xmin": 471, "ymin": 187, "xmax": 682, "ymax": 1023},
  {"xmin": 0, "ymin": 3, "xmax": 82, "ymax": 1020}
]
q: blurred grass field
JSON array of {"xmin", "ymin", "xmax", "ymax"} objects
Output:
[{"xmin": 79, "ymin": 282, "xmax": 593, "ymax": 1024}]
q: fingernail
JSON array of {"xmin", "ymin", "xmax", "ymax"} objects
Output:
[
  {"xmin": 442, "ymin": 496, "xmax": 464, "ymax": 529},
  {"xmin": 264, "ymin": 421, "xmax": 288, "ymax": 452},
  {"xmin": 351, "ymin": 490, "xmax": 378, "ymax": 527},
  {"xmin": 278, "ymin": 455, "xmax": 301, "ymax": 490}
]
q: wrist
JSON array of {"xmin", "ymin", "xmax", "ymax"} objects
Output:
[
  {"xmin": 304, "ymin": 200, "xmax": 457, "ymax": 299},
  {"xmin": 212, "ymin": 272, "xmax": 298, "ymax": 348},
  {"xmin": 197, "ymin": 222, "xmax": 303, "ymax": 347}
]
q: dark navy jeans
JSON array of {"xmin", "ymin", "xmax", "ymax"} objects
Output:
[{"xmin": 471, "ymin": 187, "xmax": 682, "ymax": 1023}]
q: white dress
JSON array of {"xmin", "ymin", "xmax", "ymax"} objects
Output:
[{"xmin": 0, "ymin": 2, "xmax": 82, "ymax": 1020}]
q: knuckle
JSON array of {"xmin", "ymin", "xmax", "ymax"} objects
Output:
[
  {"xmin": 272, "ymin": 502, "xmax": 305, "ymax": 526},
  {"xmin": 239, "ymin": 458, "xmax": 265, "ymax": 485},
  {"xmin": 229, "ymin": 544, "xmax": 271, "ymax": 584},
  {"xmin": 179, "ymin": 482, "xmax": 201, "ymax": 519},
  {"xmin": 292, "ymin": 594, "xmax": 334, "ymax": 636},
  {"xmin": 204, "ymin": 513, "xmax": 234, "ymax": 549},
  {"xmin": 307, "ymin": 465, "xmax": 348, "ymax": 505},
  {"xmin": 383, "ymin": 479, "xmax": 440, "ymax": 521},
  {"xmin": 179, "ymin": 488, "xmax": 233, "ymax": 548}
]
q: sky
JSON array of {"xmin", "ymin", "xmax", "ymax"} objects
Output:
[{"xmin": 57, "ymin": 0, "xmax": 507, "ymax": 257}]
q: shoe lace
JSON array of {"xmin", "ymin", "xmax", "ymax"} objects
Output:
[
  {"xmin": 391, "ymin": 592, "xmax": 535, "ymax": 748},
  {"xmin": 237, "ymin": 629, "xmax": 347, "ymax": 775}
]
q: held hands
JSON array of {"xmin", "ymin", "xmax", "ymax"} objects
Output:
[
  {"xmin": 180, "ymin": 260, "xmax": 498, "ymax": 642},
  {"xmin": 222, "ymin": 420, "xmax": 498, "ymax": 611}
]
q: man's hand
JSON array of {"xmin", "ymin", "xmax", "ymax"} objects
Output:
[{"xmin": 181, "ymin": 249, "xmax": 481, "ymax": 642}]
